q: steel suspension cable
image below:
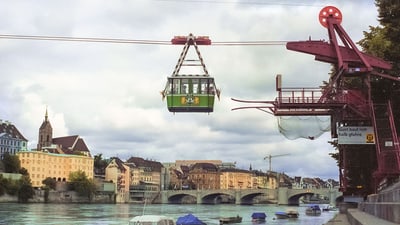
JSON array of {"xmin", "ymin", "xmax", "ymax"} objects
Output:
[{"xmin": 0, "ymin": 34, "xmax": 287, "ymax": 46}]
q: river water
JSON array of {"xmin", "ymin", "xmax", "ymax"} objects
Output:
[{"xmin": 0, "ymin": 203, "xmax": 337, "ymax": 225}]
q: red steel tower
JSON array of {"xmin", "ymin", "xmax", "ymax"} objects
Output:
[{"xmin": 233, "ymin": 6, "xmax": 400, "ymax": 200}]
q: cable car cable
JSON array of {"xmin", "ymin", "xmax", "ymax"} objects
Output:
[{"xmin": 0, "ymin": 34, "xmax": 288, "ymax": 46}]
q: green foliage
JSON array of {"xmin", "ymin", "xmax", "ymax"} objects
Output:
[
  {"xmin": 19, "ymin": 167, "xmax": 29, "ymax": 176},
  {"xmin": 68, "ymin": 170, "xmax": 97, "ymax": 199},
  {"xmin": 42, "ymin": 177, "xmax": 57, "ymax": 190},
  {"xmin": 358, "ymin": 26, "xmax": 390, "ymax": 59},
  {"xmin": 376, "ymin": 0, "xmax": 400, "ymax": 74},
  {"xmin": 0, "ymin": 155, "xmax": 34, "ymax": 201},
  {"xmin": 0, "ymin": 175, "xmax": 5, "ymax": 196},
  {"xmin": 94, "ymin": 153, "xmax": 110, "ymax": 175},
  {"xmin": 18, "ymin": 175, "xmax": 34, "ymax": 203},
  {"xmin": 2, "ymin": 152, "xmax": 21, "ymax": 173}
]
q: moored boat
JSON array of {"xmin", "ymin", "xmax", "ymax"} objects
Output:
[
  {"xmin": 251, "ymin": 212, "xmax": 266, "ymax": 223},
  {"xmin": 129, "ymin": 215, "xmax": 176, "ymax": 225},
  {"xmin": 322, "ymin": 205, "xmax": 338, "ymax": 212},
  {"xmin": 286, "ymin": 209, "xmax": 299, "ymax": 219},
  {"xmin": 274, "ymin": 211, "xmax": 289, "ymax": 219},
  {"xmin": 305, "ymin": 204, "xmax": 322, "ymax": 216},
  {"xmin": 219, "ymin": 215, "xmax": 242, "ymax": 224},
  {"xmin": 176, "ymin": 214, "xmax": 206, "ymax": 225}
]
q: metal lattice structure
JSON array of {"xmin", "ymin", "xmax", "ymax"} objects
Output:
[
  {"xmin": 233, "ymin": 6, "xmax": 400, "ymax": 199},
  {"xmin": 161, "ymin": 34, "xmax": 220, "ymax": 113}
]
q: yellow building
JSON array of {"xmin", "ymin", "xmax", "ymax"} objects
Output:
[
  {"xmin": 17, "ymin": 150, "xmax": 93, "ymax": 187},
  {"xmin": 105, "ymin": 157, "xmax": 130, "ymax": 203},
  {"xmin": 220, "ymin": 168, "xmax": 254, "ymax": 189},
  {"xmin": 126, "ymin": 157, "xmax": 163, "ymax": 190}
]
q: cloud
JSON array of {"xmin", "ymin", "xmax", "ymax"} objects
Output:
[{"xmin": 0, "ymin": 0, "xmax": 379, "ymax": 180}]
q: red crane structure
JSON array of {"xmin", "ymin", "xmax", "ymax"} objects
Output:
[{"xmin": 233, "ymin": 6, "xmax": 400, "ymax": 200}]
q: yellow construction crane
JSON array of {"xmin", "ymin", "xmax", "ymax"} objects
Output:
[{"xmin": 264, "ymin": 154, "xmax": 290, "ymax": 172}]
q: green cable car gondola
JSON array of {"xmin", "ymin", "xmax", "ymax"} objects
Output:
[{"xmin": 161, "ymin": 34, "xmax": 220, "ymax": 113}]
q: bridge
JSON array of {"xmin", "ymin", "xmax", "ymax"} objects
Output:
[{"xmin": 160, "ymin": 187, "xmax": 341, "ymax": 205}]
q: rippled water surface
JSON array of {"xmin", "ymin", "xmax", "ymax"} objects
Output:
[{"xmin": 0, "ymin": 203, "xmax": 337, "ymax": 225}]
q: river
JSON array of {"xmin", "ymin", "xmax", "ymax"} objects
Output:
[{"xmin": 0, "ymin": 203, "xmax": 337, "ymax": 225}]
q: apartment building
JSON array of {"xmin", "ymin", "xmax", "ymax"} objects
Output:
[{"xmin": 0, "ymin": 120, "xmax": 28, "ymax": 159}]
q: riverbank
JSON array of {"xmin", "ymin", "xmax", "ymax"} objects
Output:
[
  {"xmin": 323, "ymin": 213, "xmax": 350, "ymax": 225},
  {"xmin": 323, "ymin": 208, "xmax": 399, "ymax": 225}
]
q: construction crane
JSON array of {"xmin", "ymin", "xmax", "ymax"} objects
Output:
[{"xmin": 264, "ymin": 154, "xmax": 290, "ymax": 172}]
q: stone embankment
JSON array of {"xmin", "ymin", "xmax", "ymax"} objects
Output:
[
  {"xmin": 0, "ymin": 190, "xmax": 115, "ymax": 203},
  {"xmin": 324, "ymin": 181, "xmax": 400, "ymax": 225}
]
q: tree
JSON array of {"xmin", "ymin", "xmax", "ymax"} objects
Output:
[
  {"xmin": 94, "ymin": 153, "xmax": 110, "ymax": 175},
  {"xmin": 18, "ymin": 175, "xmax": 34, "ymax": 203},
  {"xmin": 359, "ymin": 0, "xmax": 400, "ymax": 133},
  {"xmin": 42, "ymin": 177, "xmax": 57, "ymax": 203},
  {"xmin": 2, "ymin": 152, "xmax": 21, "ymax": 173},
  {"xmin": 42, "ymin": 177, "xmax": 57, "ymax": 190},
  {"xmin": 375, "ymin": 0, "xmax": 400, "ymax": 75},
  {"xmin": 68, "ymin": 170, "xmax": 97, "ymax": 200}
]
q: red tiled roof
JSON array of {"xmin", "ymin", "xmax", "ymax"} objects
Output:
[
  {"xmin": 126, "ymin": 157, "xmax": 163, "ymax": 172},
  {"xmin": 111, "ymin": 157, "xmax": 126, "ymax": 172},
  {"xmin": 191, "ymin": 163, "xmax": 218, "ymax": 171},
  {"xmin": 0, "ymin": 121, "xmax": 28, "ymax": 141},
  {"xmin": 52, "ymin": 135, "xmax": 90, "ymax": 153}
]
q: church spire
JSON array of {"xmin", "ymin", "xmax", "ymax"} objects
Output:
[
  {"xmin": 45, "ymin": 106, "xmax": 48, "ymax": 122},
  {"xmin": 38, "ymin": 106, "xmax": 53, "ymax": 150}
]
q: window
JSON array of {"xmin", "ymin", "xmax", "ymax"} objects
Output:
[
  {"xmin": 181, "ymin": 79, "xmax": 189, "ymax": 94},
  {"xmin": 192, "ymin": 79, "xmax": 199, "ymax": 94},
  {"xmin": 170, "ymin": 78, "xmax": 180, "ymax": 94}
]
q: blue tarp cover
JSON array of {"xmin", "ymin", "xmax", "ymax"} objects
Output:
[
  {"xmin": 251, "ymin": 212, "xmax": 266, "ymax": 219},
  {"xmin": 176, "ymin": 214, "xmax": 206, "ymax": 225}
]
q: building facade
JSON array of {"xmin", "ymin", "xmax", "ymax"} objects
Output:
[
  {"xmin": 17, "ymin": 110, "xmax": 94, "ymax": 187},
  {"xmin": 0, "ymin": 120, "xmax": 28, "ymax": 159},
  {"xmin": 189, "ymin": 163, "xmax": 220, "ymax": 190},
  {"xmin": 104, "ymin": 157, "xmax": 164, "ymax": 203},
  {"xmin": 17, "ymin": 150, "xmax": 93, "ymax": 187},
  {"xmin": 105, "ymin": 157, "xmax": 130, "ymax": 203},
  {"xmin": 220, "ymin": 168, "xmax": 254, "ymax": 189}
]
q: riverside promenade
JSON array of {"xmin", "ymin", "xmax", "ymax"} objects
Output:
[
  {"xmin": 324, "ymin": 181, "xmax": 400, "ymax": 225},
  {"xmin": 324, "ymin": 208, "xmax": 398, "ymax": 225}
]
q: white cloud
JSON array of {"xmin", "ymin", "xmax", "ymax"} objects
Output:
[{"xmin": 0, "ymin": 0, "xmax": 379, "ymax": 180}]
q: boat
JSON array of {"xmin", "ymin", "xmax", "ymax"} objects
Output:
[
  {"xmin": 305, "ymin": 204, "xmax": 322, "ymax": 216},
  {"xmin": 274, "ymin": 209, "xmax": 299, "ymax": 219},
  {"xmin": 274, "ymin": 211, "xmax": 289, "ymax": 219},
  {"xmin": 129, "ymin": 215, "xmax": 176, "ymax": 225},
  {"xmin": 286, "ymin": 209, "xmax": 299, "ymax": 219},
  {"xmin": 322, "ymin": 205, "xmax": 338, "ymax": 212},
  {"xmin": 219, "ymin": 215, "xmax": 242, "ymax": 224},
  {"xmin": 301, "ymin": 196, "xmax": 330, "ymax": 204},
  {"xmin": 176, "ymin": 214, "xmax": 206, "ymax": 225},
  {"xmin": 251, "ymin": 212, "xmax": 266, "ymax": 223}
]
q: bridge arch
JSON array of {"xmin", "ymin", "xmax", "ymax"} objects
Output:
[
  {"xmin": 201, "ymin": 192, "xmax": 235, "ymax": 204},
  {"xmin": 287, "ymin": 188, "xmax": 342, "ymax": 205},
  {"xmin": 161, "ymin": 188, "xmax": 340, "ymax": 205},
  {"xmin": 167, "ymin": 193, "xmax": 197, "ymax": 204}
]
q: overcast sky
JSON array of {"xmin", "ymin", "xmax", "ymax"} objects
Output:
[{"xmin": 0, "ymin": 0, "xmax": 378, "ymax": 180}]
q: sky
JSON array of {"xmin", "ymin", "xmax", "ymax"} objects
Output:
[{"xmin": 0, "ymin": 0, "xmax": 379, "ymax": 180}]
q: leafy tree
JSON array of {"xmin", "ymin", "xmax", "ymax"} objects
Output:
[
  {"xmin": 18, "ymin": 175, "xmax": 34, "ymax": 203},
  {"xmin": 375, "ymin": 0, "xmax": 400, "ymax": 75},
  {"xmin": 5, "ymin": 179, "xmax": 19, "ymax": 196},
  {"xmin": 41, "ymin": 177, "xmax": 57, "ymax": 203},
  {"xmin": 94, "ymin": 153, "xmax": 110, "ymax": 175},
  {"xmin": 42, "ymin": 177, "xmax": 57, "ymax": 190},
  {"xmin": 2, "ymin": 152, "xmax": 21, "ymax": 173},
  {"xmin": 68, "ymin": 170, "xmax": 97, "ymax": 200},
  {"xmin": 359, "ymin": 0, "xmax": 400, "ymax": 133},
  {"xmin": 0, "ymin": 174, "xmax": 5, "ymax": 196}
]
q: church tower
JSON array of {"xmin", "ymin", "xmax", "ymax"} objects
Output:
[{"xmin": 37, "ymin": 108, "xmax": 53, "ymax": 150}]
